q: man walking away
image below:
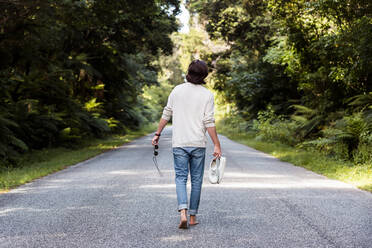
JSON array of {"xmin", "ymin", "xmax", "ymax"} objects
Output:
[{"xmin": 152, "ymin": 59, "xmax": 222, "ymax": 229}]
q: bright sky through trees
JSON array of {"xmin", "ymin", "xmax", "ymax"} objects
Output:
[{"xmin": 177, "ymin": 2, "xmax": 190, "ymax": 33}]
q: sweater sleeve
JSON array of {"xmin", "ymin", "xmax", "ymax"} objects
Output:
[
  {"xmin": 203, "ymin": 93, "xmax": 216, "ymax": 128},
  {"xmin": 161, "ymin": 91, "xmax": 173, "ymax": 121}
]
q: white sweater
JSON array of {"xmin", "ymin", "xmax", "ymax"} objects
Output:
[{"xmin": 161, "ymin": 82, "xmax": 216, "ymax": 147}]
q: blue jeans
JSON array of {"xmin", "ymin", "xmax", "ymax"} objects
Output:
[{"xmin": 173, "ymin": 147, "xmax": 206, "ymax": 216}]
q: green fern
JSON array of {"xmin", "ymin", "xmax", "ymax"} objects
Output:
[
  {"xmin": 348, "ymin": 92, "xmax": 372, "ymax": 126},
  {"xmin": 291, "ymin": 105, "xmax": 325, "ymax": 139},
  {"xmin": 302, "ymin": 113, "xmax": 369, "ymax": 160}
]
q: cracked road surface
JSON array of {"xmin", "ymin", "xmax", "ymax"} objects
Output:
[{"xmin": 1, "ymin": 127, "xmax": 371, "ymax": 248}]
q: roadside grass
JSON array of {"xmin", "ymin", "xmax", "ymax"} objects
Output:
[
  {"xmin": 0, "ymin": 124, "xmax": 156, "ymax": 192},
  {"xmin": 217, "ymin": 123, "xmax": 372, "ymax": 193}
]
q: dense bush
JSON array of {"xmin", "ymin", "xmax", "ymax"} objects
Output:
[
  {"xmin": 252, "ymin": 106, "xmax": 300, "ymax": 146},
  {"xmin": 188, "ymin": 0, "xmax": 372, "ymax": 165},
  {"xmin": 301, "ymin": 113, "xmax": 372, "ymax": 162},
  {"xmin": 0, "ymin": 0, "xmax": 180, "ymax": 167},
  {"xmin": 219, "ymin": 104, "xmax": 372, "ymax": 165}
]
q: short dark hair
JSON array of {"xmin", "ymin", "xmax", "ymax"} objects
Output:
[{"xmin": 186, "ymin": 59, "xmax": 208, "ymax": 85}]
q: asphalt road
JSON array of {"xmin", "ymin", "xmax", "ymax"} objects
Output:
[{"xmin": 1, "ymin": 127, "xmax": 371, "ymax": 248}]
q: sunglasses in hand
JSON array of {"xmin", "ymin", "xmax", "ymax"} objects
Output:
[{"xmin": 154, "ymin": 144, "xmax": 159, "ymax": 156}]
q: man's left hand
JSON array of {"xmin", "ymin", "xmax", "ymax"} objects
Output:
[{"xmin": 152, "ymin": 135, "xmax": 159, "ymax": 146}]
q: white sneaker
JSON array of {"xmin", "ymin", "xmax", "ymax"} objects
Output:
[
  {"xmin": 208, "ymin": 156, "xmax": 227, "ymax": 184},
  {"xmin": 208, "ymin": 159, "xmax": 219, "ymax": 184}
]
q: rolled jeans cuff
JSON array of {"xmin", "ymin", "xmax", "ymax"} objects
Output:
[
  {"xmin": 188, "ymin": 209, "xmax": 197, "ymax": 215},
  {"xmin": 178, "ymin": 204, "xmax": 188, "ymax": 211}
]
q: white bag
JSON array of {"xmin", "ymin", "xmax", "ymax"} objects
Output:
[{"xmin": 208, "ymin": 156, "xmax": 226, "ymax": 184}]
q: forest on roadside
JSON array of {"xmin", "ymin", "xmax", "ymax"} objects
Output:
[
  {"xmin": 0, "ymin": 0, "xmax": 180, "ymax": 167},
  {"xmin": 1, "ymin": 0, "xmax": 372, "ymax": 172},
  {"xmin": 187, "ymin": 0, "xmax": 372, "ymax": 166}
]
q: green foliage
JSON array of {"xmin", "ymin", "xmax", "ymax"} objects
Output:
[
  {"xmin": 354, "ymin": 143, "xmax": 372, "ymax": 165},
  {"xmin": 0, "ymin": 115, "xmax": 28, "ymax": 166},
  {"xmin": 0, "ymin": 0, "xmax": 180, "ymax": 166},
  {"xmin": 142, "ymin": 33, "xmax": 186, "ymax": 122},
  {"xmin": 188, "ymin": 0, "xmax": 301, "ymax": 119},
  {"xmin": 267, "ymin": 0, "xmax": 372, "ymax": 110},
  {"xmin": 217, "ymin": 108, "xmax": 252, "ymax": 135},
  {"xmin": 300, "ymin": 112, "xmax": 371, "ymax": 162},
  {"xmin": 189, "ymin": 0, "xmax": 371, "ymax": 113},
  {"xmin": 290, "ymin": 105, "xmax": 331, "ymax": 139},
  {"xmin": 252, "ymin": 106, "xmax": 300, "ymax": 146},
  {"xmin": 349, "ymin": 92, "xmax": 372, "ymax": 123},
  {"xmin": 188, "ymin": 0, "xmax": 372, "ymax": 168}
]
